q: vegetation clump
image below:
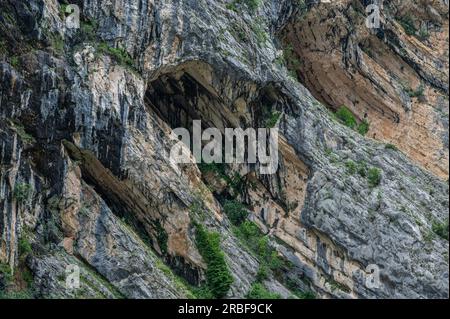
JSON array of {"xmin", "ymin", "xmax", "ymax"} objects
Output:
[
  {"xmin": 154, "ymin": 220, "xmax": 168, "ymax": 254},
  {"xmin": 223, "ymin": 200, "xmax": 249, "ymax": 226},
  {"xmin": 385, "ymin": 144, "xmax": 398, "ymax": 151},
  {"xmin": 265, "ymin": 111, "xmax": 282, "ymax": 128},
  {"xmin": 367, "ymin": 167, "xmax": 382, "ymax": 187},
  {"xmin": 194, "ymin": 223, "xmax": 233, "ymax": 298},
  {"xmin": 246, "ymin": 282, "xmax": 281, "ymax": 299},
  {"xmin": 227, "ymin": 0, "xmax": 262, "ymax": 13},
  {"xmin": 234, "ymin": 221, "xmax": 287, "ymax": 272},
  {"xmin": 432, "ymin": 219, "xmax": 449, "ymax": 241},
  {"xmin": 335, "ymin": 106, "xmax": 370, "ymax": 136},
  {"xmin": 97, "ymin": 43, "xmax": 134, "ymax": 68},
  {"xmin": 335, "ymin": 106, "xmax": 357, "ymax": 129},
  {"xmin": 13, "ymin": 183, "xmax": 33, "ymax": 204},
  {"xmin": 398, "ymin": 15, "xmax": 417, "ymax": 36}
]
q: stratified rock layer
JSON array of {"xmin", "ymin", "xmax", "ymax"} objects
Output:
[{"xmin": 0, "ymin": 0, "xmax": 448, "ymax": 299}]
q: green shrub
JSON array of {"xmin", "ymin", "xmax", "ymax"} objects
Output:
[
  {"xmin": 19, "ymin": 237, "xmax": 32, "ymax": 259},
  {"xmin": 59, "ymin": 4, "xmax": 68, "ymax": 19},
  {"xmin": 367, "ymin": 168, "xmax": 382, "ymax": 187},
  {"xmin": 357, "ymin": 120, "xmax": 370, "ymax": 136},
  {"xmin": 97, "ymin": 43, "xmax": 134, "ymax": 68},
  {"xmin": 13, "ymin": 183, "xmax": 33, "ymax": 204},
  {"xmin": 10, "ymin": 56, "xmax": 20, "ymax": 68},
  {"xmin": 251, "ymin": 18, "xmax": 269, "ymax": 45},
  {"xmin": 357, "ymin": 161, "xmax": 368, "ymax": 178},
  {"xmin": 406, "ymin": 84, "xmax": 425, "ymax": 98},
  {"xmin": 234, "ymin": 221, "xmax": 286, "ymax": 272},
  {"xmin": 256, "ymin": 265, "xmax": 269, "ymax": 282},
  {"xmin": 80, "ymin": 19, "xmax": 98, "ymax": 40},
  {"xmin": 418, "ymin": 27, "xmax": 429, "ymax": 41},
  {"xmin": 191, "ymin": 285, "xmax": 214, "ymax": 299},
  {"xmin": 298, "ymin": 291, "xmax": 316, "ymax": 299},
  {"xmin": 244, "ymin": 0, "xmax": 261, "ymax": 11},
  {"xmin": 229, "ymin": 173, "xmax": 246, "ymax": 194},
  {"xmin": 398, "ymin": 15, "xmax": 417, "ymax": 36},
  {"xmin": 154, "ymin": 220, "xmax": 168, "ymax": 254},
  {"xmin": 0, "ymin": 263, "xmax": 12, "ymax": 283},
  {"xmin": 335, "ymin": 106, "xmax": 357, "ymax": 129},
  {"xmin": 50, "ymin": 33, "xmax": 65, "ymax": 55},
  {"xmin": 223, "ymin": 200, "xmax": 248, "ymax": 225},
  {"xmin": 345, "ymin": 160, "xmax": 357, "ymax": 175},
  {"xmin": 0, "ymin": 40, "xmax": 7, "ymax": 56},
  {"xmin": 283, "ymin": 44, "xmax": 301, "ymax": 69},
  {"xmin": 227, "ymin": 0, "xmax": 261, "ymax": 13},
  {"xmin": 265, "ymin": 111, "xmax": 282, "ymax": 128},
  {"xmin": 194, "ymin": 224, "xmax": 233, "ymax": 298},
  {"xmin": 246, "ymin": 283, "xmax": 281, "ymax": 299},
  {"xmin": 385, "ymin": 144, "xmax": 398, "ymax": 151},
  {"xmin": 334, "ymin": 107, "xmax": 369, "ymax": 135},
  {"xmin": 0, "ymin": 289, "xmax": 33, "ymax": 299},
  {"xmin": 22, "ymin": 268, "xmax": 34, "ymax": 287},
  {"xmin": 432, "ymin": 219, "xmax": 449, "ymax": 241},
  {"xmin": 198, "ymin": 163, "xmax": 244, "ymax": 194},
  {"xmin": 198, "ymin": 162, "xmax": 227, "ymax": 177},
  {"xmin": 11, "ymin": 121, "xmax": 35, "ymax": 144}
]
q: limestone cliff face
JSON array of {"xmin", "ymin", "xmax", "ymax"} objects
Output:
[
  {"xmin": 281, "ymin": 0, "xmax": 449, "ymax": 178},
  {"xmin": 0, "ymin": 0, "xmax": 448, "ymax": 299}
]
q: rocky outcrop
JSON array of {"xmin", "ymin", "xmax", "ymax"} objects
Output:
[
  {"xmin": 281, "ymin": 0, "xmax": 449, "ymax": 178},
  {"xmin": 0, "ymin": 0, "xmax": 448, "ymax": 299}
]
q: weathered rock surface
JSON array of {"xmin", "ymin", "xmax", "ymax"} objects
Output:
[
  {"xmin": 0, "ymin": 0, "xmax": 448, "ymax": 299},
  {"xmin": 281, "ymin": 0, "xmax": 449, "ymax": 178}
]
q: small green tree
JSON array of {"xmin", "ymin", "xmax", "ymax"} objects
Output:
[{"xmin": 194, "ymin": 224, "xmax": 233, "ymax": 298}]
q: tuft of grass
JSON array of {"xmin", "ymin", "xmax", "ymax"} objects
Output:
[
  {"xmin": 345, "ymin": 160, "xmax": 357, "ymax": 175},
  {"xmin": 432, "ymin": 219, "xmax": 449, "ymax": 241},
  {"xmin": 251, "ymin": 18, "xmax": 269, "ymax": 45},
  {"xmin": 367, "ymin": 167, "xmax": 382, "ymax": 188},
  {"xmin": 357, "ymin": 161, "xmax": 368, "ymax": 178},
  {"xmin": 418, "ymin": 26, "xmax": 430, "ymax": 41},
  {"xmin": 10, "ymin": 56, "xmax": 20, "ymax": 68}
]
